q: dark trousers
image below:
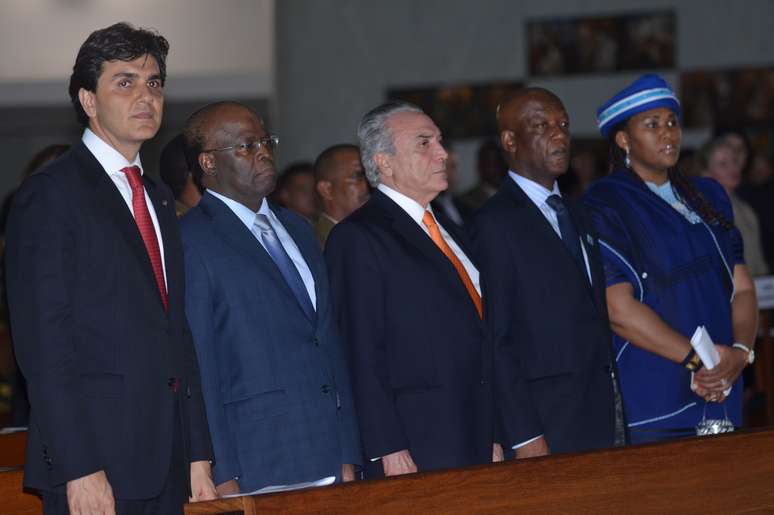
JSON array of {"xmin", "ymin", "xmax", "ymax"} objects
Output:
[{"xmin": 42, "ymin": 407, "xmax": 187, "ymax": 515}]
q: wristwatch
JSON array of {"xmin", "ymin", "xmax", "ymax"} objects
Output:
[{"xmin": 732, "ymin": 343, "xmax": 755, "ymax": 365}]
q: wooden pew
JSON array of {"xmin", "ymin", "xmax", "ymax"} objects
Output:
[
  {"xmin": 185, "ymin": 428, "xmax": 774, "ymax": 515},
  {"xmin": 0, "ymin": 469, "xmax": 41, "ymax": 514},
  {"xmin": 0, "ymin": 430, "xmax": 27, "ymax": 468}
]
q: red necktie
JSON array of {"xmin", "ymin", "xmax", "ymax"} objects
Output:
[
  {"xmin": 422, "ymin": 211, "xmax": 483, "ymax": 319},
  {"xmin": 121, "ymin": 166, "xmax": 168, "ymax": 312}
]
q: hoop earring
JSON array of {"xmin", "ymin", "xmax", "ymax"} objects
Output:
[{"xmin": 625, "ymin": 148, "xmax": 631, "ymax": 168}]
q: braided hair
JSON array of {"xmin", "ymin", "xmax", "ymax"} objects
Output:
[{"xmin": 608, "ymin": 123, "xmax": 733, "ymax": 230}]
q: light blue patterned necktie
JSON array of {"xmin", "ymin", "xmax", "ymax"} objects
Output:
[{"xmin": 253, "ymin": 214, "xmax": 315, "ymax": 321}]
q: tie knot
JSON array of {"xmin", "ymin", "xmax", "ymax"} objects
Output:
[
  {"xmin": 422, "ymin": 210, "xmax": 436, "ymax": 229},
  {"xmin": 120, "ymin": 166, "xmax": 143, "ymax": 191},
  {"xmin": 253, "ymin": 213, "xmax": 272, "ymax": 232},
  {"xmin": 545, "ymin": 194, "xmax": 566, "ymax": 213}
]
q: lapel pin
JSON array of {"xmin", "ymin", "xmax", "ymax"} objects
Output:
[{"xmin": 161, "ymin": 200, "xmax": 168, "ymax": 207}]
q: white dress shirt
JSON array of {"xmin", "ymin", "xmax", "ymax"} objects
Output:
[
  {"xmin": 207, "ymin": 190, "xmax": 317, "ymax": 309},
  {"xmin": 508, "ymin": 171, "xmax": 592, "ymax": 284},
  {"xmin": 82, "ymin": 128, "xmax": 167, "ymax": 287},
  {"xmin": 378, "ymin": 184, "xmax": 481, "ymax": 295}
]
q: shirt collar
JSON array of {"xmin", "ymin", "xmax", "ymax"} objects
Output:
[
  {"xmin": 508, "ymin": 170, "xmax": 560, "ymax": 208},
  {"xmin": 377, "ymin": 183, "xmax": 433, "ymax": 225},
  {"xmin": 82, "ymin": 128, "xmax": 143, "ymax": 174},
  {"xmin": 207, "ymin": 189, "xmax": 272, "ymax": 230}
]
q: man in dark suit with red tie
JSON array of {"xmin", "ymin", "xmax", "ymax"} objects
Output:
[
  {"xmin": 326, "ymin": 101, "xmax": 502, "ymax": 478},
  {"xmin": 471, "ymin": 89, "xmax": 624, "ymax": 459},
  {"xmin": 5, "ymin": 23, "xmax": 216, "ymax": 514}
]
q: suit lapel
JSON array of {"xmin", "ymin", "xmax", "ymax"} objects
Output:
[
  {"xmin": 568, "ymin": 202, "xmax": 606, "ymax": 308},
  {"xmin": 200, "ymin": 194, "xmax": 315, "ymax": 325},
  {"xmin": 75, "ymin": 144, "xmax": 167, "ymax": 315},
  {"xmin": 503, "ymin": 179, "xmax": 598, "ymax": 304},
  {"xmin": 374, "ymin": 190, "xmax": 482, "ymax": 319},
  {"xmin": 273, "ymin": 205, "xmax": 323, "ymax": 324}
]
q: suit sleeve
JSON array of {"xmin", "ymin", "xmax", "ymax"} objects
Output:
[
  {"xmin": 183, "ymin": 242, "xmax": 239, "ymax": 485},
  {"xmin": 5, "ymin": 174, "xmax": 101, "ymax": 486},
  {"xmin": 182, "ymin": 310, "xmax": 214, "ymax": 462},
  {"xmin": 470, "ymin": 214, "xmax": 543, "ymax": 447},
  {"xmin": 319, "ymin": 284, "xmax": 363, "ymax": 468},
  {"xmin": 325, "ymin": 222, "xmax": 410, "ymax": 460}
]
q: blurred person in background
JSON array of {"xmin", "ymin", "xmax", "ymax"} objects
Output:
[
  {"xmin": 701, "ymin": 138, "xmax": 769, "ymax": 277},
  {"xmin": 739, "ymin": 152, "xmax": 774, "ymax": 273},
  {"xmin": 0, "ymin": 144, "xmax": 69, "ymax": 428},
  {"xmin": 457, "ymin": 139, "xmax": 508, "ymax": 212},
  {"xmin": 159, "ymin": 133, "xmax": 203, "ymax": 216},
  {"xmin": 273, "ymin": 161, "xmax": 318, "ymax": 222},
  {"xmin": 584, "ymin": 74, "xmax": 758, "ymax": 443},
  {"xmin": 431, "ymin": 144, "xmax": 470, "ymax": 228},
  {"xmin": 559, "ymin": 148, "xmax": 603, "ymax": 199},
  {"xmin": 313, "ymin": 144, "xmax": 369, "ymax": 247}
]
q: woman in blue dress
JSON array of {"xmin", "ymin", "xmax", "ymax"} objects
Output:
[{"xmin": 583, "ymin": 75, "xmax": 759, "ymax": 443}]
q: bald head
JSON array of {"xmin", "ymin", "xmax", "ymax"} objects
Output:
[
  {"xmin": 497, "ymin": 88, "xmax": 565, "ymax": 134},
  {"xmin": 497, "ymin": 87, "xmax": 570, "ymax": 189},
  {"xmin": 184, "ymin": 101, "xmax": 257, "ymax": 156}
]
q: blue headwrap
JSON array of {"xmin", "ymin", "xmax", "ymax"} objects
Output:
[{"xmin": 596, "ymin": 74, "xmax": 681, "ymax": 138}]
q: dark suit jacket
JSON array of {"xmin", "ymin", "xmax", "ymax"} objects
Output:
[
  {"xmin": 180, "ymin": 193, "xmax": 361, "ymax": 490},
  {"xmin": 471, "ymin": 177, "xmax": 617, "ymax": 454},
  {"xmin": 325, "ymin": 189, "xmax": 494, "ymax": 477},
  {"xmin": 5, "ymin": 141, "xmax": 212, "ymax": 498}
]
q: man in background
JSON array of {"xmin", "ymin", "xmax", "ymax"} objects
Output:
[
  {"xmin": 313, "ymin": 144, "xmax": 369, "ymax": 247},
  {"xmin": 456, "ymin": 139, "xmax": 508, "ymax": 212},
  {"xmin": 160, "ymin": 133, "xmax": 203, "ymax": 216},
  {"xmin": 273, "ymin": 161, "xmax": 318, "ymax": 222}
]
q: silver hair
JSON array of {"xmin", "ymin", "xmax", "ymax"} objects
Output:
[{"xmin": 357, "ymin": 101, "xmax": 423, "ymax": 187}]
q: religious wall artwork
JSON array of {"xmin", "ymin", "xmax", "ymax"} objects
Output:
[
  {"xmin": 527, "ymin": 11, "xmax": 675, "ymax": 77},
  {"xmin": 680, "ymin": 67, "xmax": 774, "ymax": 129},
  {"xmin": 388, "ymin": 81, "xmax": 524, "ymax": 139}
]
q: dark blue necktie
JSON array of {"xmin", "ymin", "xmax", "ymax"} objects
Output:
[
  {"xmin": 545, "ymin": 194, "xmax": 585, "ymax": 273},
  {"xmin": 253, "ymin": 214, "xmax": 316, "ymax": 321}
]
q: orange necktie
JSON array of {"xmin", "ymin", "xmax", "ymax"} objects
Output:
[{"xmin": 422, "ymin": 211, "xmax": 483, "ymax": 319}]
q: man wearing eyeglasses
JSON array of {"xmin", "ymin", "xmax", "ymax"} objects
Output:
[{"xmin": 181, "ymin": 101, "xmax": 361, "ymax": 495}]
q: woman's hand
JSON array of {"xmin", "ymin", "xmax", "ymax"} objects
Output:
[{"xmin": 693, "ymin": 345, "xmax": 747, "ymax": 402}]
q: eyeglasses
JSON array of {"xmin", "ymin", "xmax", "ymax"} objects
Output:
[{"xmin": 202, "ymin": 135, "xmax": 279, "ymax": 155}]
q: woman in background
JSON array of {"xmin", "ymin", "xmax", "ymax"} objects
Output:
[
  {"xmin": 583, "ymin": 75, "xmax": 758, "ymax": 443},
  {"xmin": 701, "ymin": 137, "xmax": 769, "ymax": 277}
]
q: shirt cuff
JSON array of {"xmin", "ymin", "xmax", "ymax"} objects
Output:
[{"xmin": 512, "ymin": 434, "xmax": 543, "ymax": 450}]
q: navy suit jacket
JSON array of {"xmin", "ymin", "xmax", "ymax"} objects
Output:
[
  {"xmin": 180, "ymin": 192, "xmax": 361, "ymax": 490},
  {"xmin": 325, "ymin": 189, "xmax": 495, "ymax": 477},
  {"xmin": 471, "ymin": 177, "xmax": 618, "ymax": 454},
  {"xmin": 5, "ymin": 141, "xmax": 212, "ymax": 498}
]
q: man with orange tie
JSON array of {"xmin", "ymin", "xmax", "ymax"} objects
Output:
[{"xmin": 326, "ymin": 101, "xmax": 502, "ymax": 478}]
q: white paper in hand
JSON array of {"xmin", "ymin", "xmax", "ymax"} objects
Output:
[{"xmin": 690, "ymin": 326, "xmax": 731, "ymax": 396}]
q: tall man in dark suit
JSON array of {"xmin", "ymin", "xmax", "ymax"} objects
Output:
[
  {"xmin": 471, "ymin": 88, "xmax": 624, "ymax": 458},
  {"xmin": 181, "ymin": 102, "xmax": 361, "ymax": 495},
  {"xmin": 5, "ymin": 23, "xmax": 216, "ymax": 514},
  {"xmin": 326, "ymin": 101, "xmax": 502, "ymax": 478}
]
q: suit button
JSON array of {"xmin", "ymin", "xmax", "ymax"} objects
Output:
[
  {"xmin": 321, "ymin": 384, "xmax": 331, "ymax": 394},
  {"xmin": 313, "ymin": 338, "xmax": 320, "ymax": 346},
  {"xmin": 480, "ymin": 379, "xmax": 486, "ymax": 385}
]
